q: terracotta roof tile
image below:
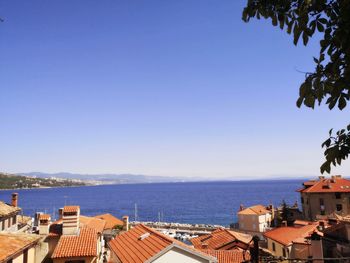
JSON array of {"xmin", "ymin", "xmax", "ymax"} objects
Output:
[
  {"xmin": 264, "ymin": 225, "xmax": 318, "ymax": 246},
  {"xmin": 191, "ymin": 228, "xmax": 252, "ymax": 250},
  {"xmin": 52, "ymin": 227, "xmax": 98, "ymax": 258},
  {"xmin": 39, "ymin": 214, "xmax": 51, "ymax": 221},
  {"xmin": 298, "ymin": 176, "xmax": 350, "ymax": 193},
  {"xmin": 0, "ymin": 201, "xmax": 21, "ymax": 217},
  {"xmin": 201, "ymin": 249, "xmax": 251, "ymax": 263},
  {"xmin": 0, "ymin": 233, "xmax": 41, "ymax": 262},
  {"xmin": 238, "ymin": 205, "xmax": 270, "ymax": 216},
  {"xmin": 80, "ymin": 216, "xmax": 106, "ymax": 233},
  {"xmin": 48, "ymin": 216, "xmax": 105, "ymax": 237},
  {"xmin": 94, "ymin": 213, "xmax": 124, "ymax": 230},
  {"xmin": 63, "ymin": 206, "xmax": 80, "ymax": 213},
  {"xmin": 109, "ymin": 224, "xmax": 215, "ymax": 263}
]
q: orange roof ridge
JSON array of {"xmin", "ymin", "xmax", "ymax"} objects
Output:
[{"xmin": 138, "ymin": 224, "xmax": 175, "ymax": 244}]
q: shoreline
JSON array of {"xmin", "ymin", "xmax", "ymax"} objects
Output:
[{"xmin": 0, "ymin": 178, "xmax": 307, "ymax": 192}]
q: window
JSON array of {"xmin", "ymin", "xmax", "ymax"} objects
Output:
[
  {"xmin": 272, "ymin": 242, "xmax": 276, "ymax": 252},
  {"xmin": 320, "ymin": 210, "xmax": 325, "ymax": 215},
  {"xmin": 283, "ymin": 248, "xmax": 286, "ymax": 257},
  {"xmin": 319, "ymin": 198, "xmax": 324, "ymax": 205},
  {"xmin": 301, "ymin": 197, "xmax": 304, "ymax": 204},
  {"xmin": 336, "ymin": 204, "xmax": 343, "ymax": 211},
  {"xmin": 335, "ymin": 193, "xmax": 341, "ymax": 199},
  {"xmin": 7, "ymin": 259, "xmax": 13, "ymax": 263},
  {"xmin": 13, "ymin": 215, "xmax": 16, "ymax": 225},
  {"xmin": 1, "ymin": 220, "xmax": 4, "ymax": 231},
  {"xmin": 8, "ymin": 218, "xmax": 11, "ymax": 228}
]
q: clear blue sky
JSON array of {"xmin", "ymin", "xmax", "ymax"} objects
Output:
[{"xmin": 0, "ymin": 1, "xmax": 348, "ymax": 178}]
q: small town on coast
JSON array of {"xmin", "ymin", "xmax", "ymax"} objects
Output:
[
  {"xmin": 1, "ymin": 0, "xmax": 350, "ymax": 263},
  {"xmin": 1, "ymin": 174, "xmax": 350, "ymax": 263}
]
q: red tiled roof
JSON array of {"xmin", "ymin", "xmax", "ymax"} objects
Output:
[
  {"xmin": 264, "ymin": 225, "xmax": 317, "ymax": 246},
  {"xmin": 0, "ymin": 201, "xmax": 21, "ymax": 217},
  {"xmin": 63, "ymin": 206, "xmax": 80, "ymax": 213},
  {"xmin": 52, "ymin": 227, "xmax": 98, "ymax": 258},
  {"xmin": 48, "ymin": 216, "xmax": 105, "ymax": 237},
  {"xmin": 201, "ymin": 249, "xmax": 251, "ymax": 263},
  {"xmin": 109, "ymin": 224, "xmax": 215, "ymax": 263},
  {"xmin": 238, "ymin": 205, "xmax": 270, "ymax": 216},
  {"xmin": 80, "ymin": 216, "xmax": 106, "ymax": 233},
  {"xmin": 0, "ymin": 233, "xmax": 41, "ymax": 262},
  {"xmin": 191, "ymin": 228, "xmax": 252, "ymax": 250},
  {"xmin": 39, "ymin": 214, "xmax": 51, "ymax": 221},
  {"xmin": 94, "ymin": 213, "xmax": 124, "ymax": 230},
  {"xmin": 298, "ymin": 176, "xmax": 350, "ymax": 193}
]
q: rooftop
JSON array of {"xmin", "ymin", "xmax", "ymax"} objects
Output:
[
  {"xmin": 80, "ymin": 215, "xmax": 106, "ymax": 233},
  {"xmin": 94, "ymin": 213, "xmax": 124, "ymax": 230},
  {"xmin": 39, "ymin": 214, "xmax": 51, "ymax": 221},
  {"xmin": 52, "ymin": 227, "xmax": 98, "ymax": 258},
  {"xmin": 0, "ymin": 233, "xmax": 41, "ymax": 262},
  {"xmin": 0, "ymin": 201, "xmax": 21, "ymax": 217},
  {"xmin": 263, "ymin": 224, "xmax": 318, "ymax": 246},
  {"xmin": 201, "ymin": 249, "xmax": 251, "ymax": 263},
  {"xmin": 109, "ymin": 224, "xmax": 216, "ymax": 263},
  {"xmin": 238, "ymin": 205, "xmax": 270, "ymax": 216},
  {"xmin": 48, "ymin": 215, "xmax": 106, "ymax": 236},
  {"xmin": 191, "ymin": 228, "xmax": 252, "ymax": 250},
  {"xmin": 298, "ymin": 175, "xmax": 350, "ymax": 193},
  {"xmin": 63, "ymin": 205, "xmax": 80, "ymax": 213}
]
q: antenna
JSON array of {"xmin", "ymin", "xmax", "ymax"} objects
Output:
[
  {"xmin": 52, "ymin": 206, "xmax": 56, "ymax": 221},
  {"xmin": 64, "ymin": 196, "xmax": 68, "ymax": 206},
  {"xmin": 134, "ymin": 203, "xmax": 138, "ymax": 222},
  {"xmin": 158, "ymin": 211, "xmax": 160, "ymax": 223}
]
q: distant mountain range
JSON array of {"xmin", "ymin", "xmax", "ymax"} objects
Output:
[{"xmin": 18, "ymin": 172, "xmax": 208, "ymax": 184}]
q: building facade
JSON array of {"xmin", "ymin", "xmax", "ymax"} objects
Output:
[
  {"xmin": 298, "ymin": 175, "xmax": 350, "ymax": 221},
  {"xmin": 0, "ymin": 193, "xmax": 21, "ymax": 233},
  {"xmin": 237, "ymin": 204, "xmax": 273, "ymax": 237}
]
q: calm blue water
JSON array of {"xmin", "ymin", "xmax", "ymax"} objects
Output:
[{"xmin": 0, "ymin": 180, "xmax": 302, "ymax": 226}]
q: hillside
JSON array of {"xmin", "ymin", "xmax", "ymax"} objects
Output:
[
  {"xmin": 0, "ymin": 172, "xmax": 87, "ymax": 190},
  {"xmin": 20, "ymin": 172, "xmax": 207, "ymax": 184}
]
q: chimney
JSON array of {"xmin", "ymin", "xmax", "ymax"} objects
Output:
[
  {"xmin": 62, "ymin": 206, "xmax": 80, "ymax": 235},
  {"xmin": 270, "ymin": 205, "xmax": 275, "ymax": 221},
  {"xmin": 38, "ymin": 214, "xmax": 51, "ymax": 235},
  {"xmin": 202, "ymin": 243, "xmax": 208, "ymax": 249},
  {"xmin": 58, "ymin": 208, "xmax": 63, "ymax": 220},
  {"xmin": 11, "ymin": 193, "xmax": 18, "ymax": 207},
  {"xmin": 239, "ymin": 204, "xmax": 244, "ymax": 211},
  {"xmin": 310, "ymin": 232, "xmax": 324, "ymax": 263},
  {"xmin": 34, "ymin": 212, "xmax": 43, "ymax": 227},
  {"xmin": 122, "ymin": 216, "xmax": 129, "ymax": 231}
]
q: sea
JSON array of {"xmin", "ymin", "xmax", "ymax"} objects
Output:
[{"xmin": 0, "ymin": 180, "xmax": 303, "ymax": 227}]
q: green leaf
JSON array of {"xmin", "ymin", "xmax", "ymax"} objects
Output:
[
  {"xmin": 318, "ymin": 18, "xmax": 327, "ymax": 24},
  {"xmin": 302, "ymin": 32, "xmax": 309, "ymax": 45},
  {"xmin": 320, "ymin": 161, "xmax": 331, "ymax": 174},
  {"xmin": 272, "ymin": 14, "xmax": 277, "ymax": 26},
  {"xmin": 329, "ymin": 128, "xmax": 333, "ymax": 136},
  {"xmin": 316, "ymin": 21, "xmax": 324, "ymax": 32},
  {"xmin": 338, "ymin": 96, "xmax": 347, "ymax": 110}
]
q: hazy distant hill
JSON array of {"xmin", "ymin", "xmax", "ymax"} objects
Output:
[
  {"xmin": 0, "ymin": 172, "xmax": 86, "ymax": 190},
  {"xmin": 18, "ymin": 172, "xmax": 205, "ymax": 184}
]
